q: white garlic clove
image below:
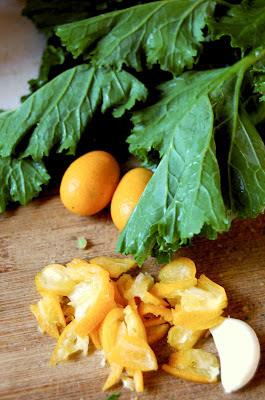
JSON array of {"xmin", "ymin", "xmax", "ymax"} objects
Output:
[{"xmin": 210, "ymin": 318, "xmax": 260, "ymax": 393}]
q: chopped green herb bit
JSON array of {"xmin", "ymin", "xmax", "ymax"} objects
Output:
[{"xmin": 77, "ymin": 237, "xmax": 88, "ymax": 250}]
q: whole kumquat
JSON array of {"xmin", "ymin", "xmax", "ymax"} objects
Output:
[
  {"xmin": 60, "ymin": 151, "xmax": 120, "ymax": 216},
  {"xmin": 110, "ymin": 167, "xmax": 153, "ymax": 230}
]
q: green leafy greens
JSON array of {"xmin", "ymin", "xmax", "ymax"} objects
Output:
[
  {"xmin": 0, "ymin": 158, "xmax": 49, "ymax": 212},
  {"xmin": 22, "ymin": 0, "xmax": 151, "ymax": 32},
  {"xmin": 22, "ymin": 1, "xmax": 154, "ymax": 94},
  {"xmin": 117, "ymin": 51, "xmax": 265, "ymax": 263},
  {"xmin": 0, "ymin": 65, "xmax": 146, "ymax": 212},
  {"xmin": 0, "ymin": 0, "xmax": 265, "ymax": 264},
  {"xmin": 209, "ymin": 0, "xmax": 265, "ymax": 52},
  {"xmin": 57, "ymin": 0, "xmax": 215, "ymax": 74}
]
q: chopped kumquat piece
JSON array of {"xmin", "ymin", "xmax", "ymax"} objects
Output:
[
  {"xmin": 172, "ymin": 306, "xmax": 224, "ymax": 330},
  {"xmin": 30, "ymin": 294, "xmax": 66, "ymax": 339},
  {"xmin": 68, "ymin": 267, "xmax": 115, "ymax": 336},
  {"xmin": 50, "ymin": 320, "xmax": 89, "ymax": 366},
  {"xmin": 35, "ymin": 264, "xmax": 76, "ymax": 296},
  {"xmin": 163, "ymin": 349, "xmax": 219, "ymax": 383},
  {"xmin": 102, "ymin": 363, "xmax": 123, "ymax": 391},
  {"xmin": 158, "ymin": 257, "xmax": 196, "ymax": 283},
  {"xmin": 167, "ymin": 325, "xmax": 205, "ymax": 350},
  {"xmin": 90, "ymin": 256, "xmax": 137, "ymax": 278}
]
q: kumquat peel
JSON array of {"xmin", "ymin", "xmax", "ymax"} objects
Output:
[{"xmin": 31, "ymin": 256, "xmax": 229, "ymax": 393}]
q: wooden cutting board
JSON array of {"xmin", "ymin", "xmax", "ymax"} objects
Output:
[{"xmin": 0, "ymin": 190, "xmax": 264, "ymax": 400}]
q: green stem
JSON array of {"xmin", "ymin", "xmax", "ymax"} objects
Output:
[{"xmin": 235, "ymin": 48, "xmax": 265, "ymax": 73}]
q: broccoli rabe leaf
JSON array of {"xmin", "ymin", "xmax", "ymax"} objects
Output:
[
  {"xmin": 253, "ymin": 61, "xmax": 265, "ymax": 102},
  {"xmin": 209, "ymin": 0, "xmax": 265, "ymax": 52},
  {"xmin": 228, "ymin": 109, "xmax": 265, "ymax": 217},
  {"xmin": 0, "ymin": 65, "xmax": 147, "ymax": 160},
  {"xmin": 245, "ymin": 58, "xmax": 265, "ymax": 124},
  {"xmin": 117, "ymin": 52, "xmax": 265, "ymax": 264},
  {"xmin": 56, "ymin": 0, "xmax": 215, "ymax": 75},
  {"xmin": 0, "ymin": 65, "xmax": 146, "ymax": 211},
  {"xmin": 23, "ymin": 0, "xmax": 151, "ymax": 32},
  {"xmin": 0, "ymin": 157, "xmax": 50, "ymax": 213},
  {"xmin": 118, "ymin": 71, "xmax": 230, "ymax": 263}
]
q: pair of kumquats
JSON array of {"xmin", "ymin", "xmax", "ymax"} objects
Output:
[
  {"xmin": 59, "ymin": 150, "xmax": 152, "ymax": 230},
  {"xmin": 31, "ymin": 256, "xmax": 227, "ymax": 393}
]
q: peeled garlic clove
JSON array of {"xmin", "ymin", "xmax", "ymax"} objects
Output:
[{"xmin": 210, "ymin": 318, "xmax": 260, "ymax": 393}]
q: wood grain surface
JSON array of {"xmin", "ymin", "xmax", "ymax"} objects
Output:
[{"xmin": 0, "ymin": 191, "xmax": 264, "ymax": 400}]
